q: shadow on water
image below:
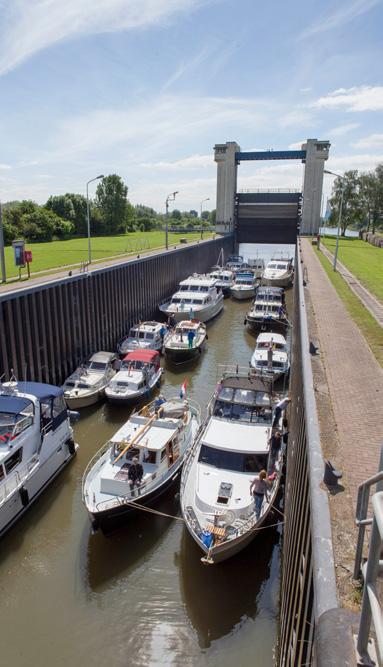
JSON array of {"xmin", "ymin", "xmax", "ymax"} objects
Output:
[
  {"xmin": 178, "ymin": 525, "xmax": 281, "ymax": 648},
  {"xmin": 83, "ymin": 492, "xmax": 178, "ymax": 594}
]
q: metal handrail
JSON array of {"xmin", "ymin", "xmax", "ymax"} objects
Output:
[
  {"xmin": 354, "ymin": 446, "xmax": 383, "ymax": 579},
  {"xmin": 356, "ymin": 490, "xmax": 383, "ymax": 664},
  {"xmin": 0, "ymin": 455, "xmax": 39, "ymax": 505}
]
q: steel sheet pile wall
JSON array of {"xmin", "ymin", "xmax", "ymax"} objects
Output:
[
  {"xmin": 278, "ymin": 243, "xmax": 338, "ymax": 665},
  {"xmin": 0, "ymin": 237, "xmax": 232, "ymax": 385}
]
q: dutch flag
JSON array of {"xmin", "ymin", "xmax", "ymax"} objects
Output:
[{"xmin": 180, "ymin": 378, "xmax": 188, "ymax": 399}]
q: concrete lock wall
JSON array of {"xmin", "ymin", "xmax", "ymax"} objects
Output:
[{"xmin": 0, "ymin": 237, "xmax": 233, "ymax": 385}]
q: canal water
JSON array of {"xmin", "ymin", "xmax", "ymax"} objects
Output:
[{"xmin": 1, "ymin": 244, "xmax": 293, "ymax": 667}]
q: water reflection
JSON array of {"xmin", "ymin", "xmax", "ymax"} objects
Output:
[
  {"xmin": 178, "ymin": 526, "xmax": 280, "ymax": 648},
  {"xmin": 84, "ymin": 493, "xmax": 177, "ymax": 593}
]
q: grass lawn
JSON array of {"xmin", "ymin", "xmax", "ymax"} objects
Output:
[
  {"xmin": 317, "ymin": 250, "xmax": 383, "ymax": 368},
  {"xmin": 322, "ymin": 236, "xmax": 383, "ymax": 303},
  {"xmin": 3, "ymin": 231, "xmax": 212, "ymax": 279}
]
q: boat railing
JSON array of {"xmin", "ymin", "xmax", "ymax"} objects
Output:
[
  {"xmin": 0, "ymin": 455, "xmax": 39, "ymax": 505},
  {"xmin": 82, "ymin": 441, "xmax": 113, "ymax": 500}
]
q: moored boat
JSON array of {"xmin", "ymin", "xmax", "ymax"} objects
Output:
[
  {"xmin": 62, "ymin": 352, "xmax": 117, "ymax": 409},
  {"xmin": 180, "ymin": 369, "xmax": 283, "ymax": 564},
  {"xmin": 0, "ymin": 380, "xmax": 78, "ymax": 538},
  {"xmin": 82, "ymin": 396, "xmax": 201, "ymax": 532},
  {"xmin": 230, "ymin": 272, "xmax": 257, "ymax": 300},
  {"xmin": 209, "ymin": 268, "xmax": 235, "ymax": 296},
  {"xmin": 261, "ymin": 257, "xmax": 294, "ymax": 288},
  {"xmin": 159, "ymin": 274, "xmax": 224, "ymax": 323},
  {"xmin": 245, "ymin": 286, "xmax": 288, "ymax": 331},
  {"xmin": 164, "ymin": 320, "xmax": 207, "ymax": 363},
  {"xmin": 225, "ymin": 255, "xmax": 244, "ymax": 271},
  {"xmin": 117, "ymin": 321, "xmax": 168, "ymax": 356},
  {"xmin": 250, "ymin": 333, "xmax": 290, "ymax": 380},
  {"xmin": 105, "ymin": 349, "xmax": 163, "ymax": 405}
]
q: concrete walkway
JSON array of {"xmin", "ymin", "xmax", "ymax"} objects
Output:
[
  {"xmin": 320, "ymin": 243, "xmax": 383, "ymax": 327},
  {"xmin": 302, "ymin": 239, "xmax": 383, "ymax": 506}
]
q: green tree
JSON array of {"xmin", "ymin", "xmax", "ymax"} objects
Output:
[
  {"xmin": 329, "ymin": 170, "xmax": 363, "ymax": 235},
  {"xmin": 21, "ymin": 208, "xmax": 62, "ymax": 242},
  {"xmin": 95, "ymin": 174, "xmax": 128, "ymax": 234},
  {"xmin": 358, "ymin": 173, "xmax": 380, "ymax": 233},
  {"xmin": 171, "ymin": 209, "xmax": 181, "ymax": 220}
]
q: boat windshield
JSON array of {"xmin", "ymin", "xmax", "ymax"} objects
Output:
[
  {"xmin": 213, "ymin": 387, "xmax": 272, "ymax": 423},
  {"xmin": 88, "ymin": 361, "xmax": 107, "ymax": 371},
  {"xmin": 0, "ymin": 405, "xmax": 34, "ymax": 442},
  {"xmin": 198, "ymin": 444, "xmax": 268, "ymax": 473}
]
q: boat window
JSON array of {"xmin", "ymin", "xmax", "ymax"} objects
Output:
[
  {"xmin": 65, "ymin": 381, "xmax": 75, "ymax": 388},
  {"xmin": 213, "ymin": 400, "xmax": 233, "ymax": 418},
  {"xmin": 52, "ymin": 395, "xmax": 67, "ymax": 417},
  {"xmin": 4, "ymin": 448, "xmax": 23, "ymax": 474},
  {"xmin": 117, "ymin": 381, "xmax": 129, "ymax": 387},
  {"xmin": 200, "ymin": 286, "xmax": 209, "ymax": 292},
  {"xmin": 144, "ymin": 450, "xmax": 157, "ymax": 464},
  {"xmin": 138, "ymin": 331, "xmax": 146, "ymax": 339},
  {"xmin": 88, "ymin": 361, "xmax": 107, "ymax": 371},
  {"xmin": 146, "ymin": 333, "xmax": 154, "ymax": 340},
  {"xmin": 255, "ymin": 391, "xmax": 271, "ymax": 406},
  {"xmin": 180, "ymin": 285, "xmax": 189, "ymax": 291},
  {"xmin": 268, "ymin": 263, "xmax": 277, "ymax": 269},
  {"xmin": 277, "ymin": 264, "xmax": 287, "ymax": 270},
  {"xmin": 160, "ymin": 448, "xmax": 167, "ymax": 462},
  {"xmin": 128, "ymin": 328, "xmax": 136, "ymax": 337},
  {"xmin": 172, "ymin": 298, "xmax": 181, "ymax": 304},
  {"xmin": 217, "ymin": 387, "xmax": 234, "ymax": 402},
  {"xmin": 77, "ymin": 383, "xmax": 90, "ymax": 389},
  {"xmin": 198, "ymin": 445, "xmax": 268, "ymax": 473},
  {"xmin": 233, "ymin": 389, "xmax": 256, "ymax": 405}
]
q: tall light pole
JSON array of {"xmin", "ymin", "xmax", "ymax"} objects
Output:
[
  {"xmin": 324, "ymin": 169, "xmax": 345, "ymax": 271},
  {"xmin": 86, "ymin": 174, "xmax": 104, "ymax": 264},
  {"xmin": 200, "ymin": 197, "xmax": 210, "ymax": 240},
  {"xmin": 0, "ymin": 202, "xmax": 6, "ymax": 282},
  {"xmin": 165, "ymin": 191, "xmax": 178, "ymax": 250}
]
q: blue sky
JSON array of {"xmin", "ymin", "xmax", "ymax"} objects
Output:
[{"xmin": 0, "ymin": 0, "xmax": 382, "ymax": 212}]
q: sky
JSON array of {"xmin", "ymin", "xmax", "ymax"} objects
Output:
[{"xmin": 0, "ymin": 0, "xmax": 383, "ymax": 213}]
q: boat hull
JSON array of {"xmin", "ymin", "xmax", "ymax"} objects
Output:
[
  {"xmin": 230, "ymin": 287, "xmax": 256, "ymax": 300},
  {"xmin": 245, "ymin": 315, "xmax": 288, "ymax": 332},
  {"xmin": 88, "ymin": 465, "xmax": 182, "ymax": 534},
  {"xmin": 165, "ymin": 345, "xmax": 203, "ymax": 363},
  {"xmin": 159, "ymin": 297, "xmax": 223, "ymax": 323},
  {"xmin": 261, "ymin": 275, "xmax": 293, "ymax": 288},
  {"xmin": 64, "ymin": 391, "xmax": 101, "ymax": 410},
  {"xmin": 0, "ymin": 442, "xmax": 78, "ymax": 539}
]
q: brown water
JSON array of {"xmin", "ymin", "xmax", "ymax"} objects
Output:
[{"xmin": 1, "ymin": 261, "xmax": 291, "ymax": 667}]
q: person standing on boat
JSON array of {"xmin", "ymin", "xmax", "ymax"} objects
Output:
[
  {"xmin": 267, "ymin": 339, "xmax": 273, "ymax": 370},
  {"xmin": 273, "ymin": 395, "xmax": 291, "ymax": 426},
  {"xmin": 159, "ymin": 325, "xmax": 167, "ymax": 343},
  {"xmin": 187, "ymin": 328, "xmax": 196, "ymax": 349},
  {"xmin": 250, "ymin": 470, "xmax": 270, "ymax": 519},
  {"xmin": 128, "ymin": 457, "xmax": 143, "ymax": 494},
  {"xmin": 268, "ymin": 431, "xmax": 282, "ymax": 472}
]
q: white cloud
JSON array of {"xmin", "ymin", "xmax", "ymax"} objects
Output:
[
  {"xmin": 0, "ymin": 0, "xmax": 212, "ymax": 75},
  {"xmin": 312, "ymin": 86, "xmax": 383, "ymax": 112},
  {"xmin": 141, "ymin": 154, "xmax": 214, "ymax": 169},
  {"xmin": 351, "ymin": 133, "xmax": 383, "ymax": 148},
  {"xmin": 288, "ymin": 141, "xmax": 304, "ymax": 150},
  {"xmin": 326, "ymin": 153, "xmax": 383, "ymax": 172},
  {"xmin": 298, "ymin": 0, "xmax": 381, "ymax": 39},
  {"xmin": 0, "ymin": 163, "xmax": 12, "ymax": 170},
  {"xmin": 328, "ymin": 122, "xmax": 360, "ymax": 137}
]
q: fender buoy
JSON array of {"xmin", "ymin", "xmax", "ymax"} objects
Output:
[
  {"xmin": 67, "ymin": 438, "xmax": 76, "ymax": 456},
  {"xmin": 20, "ymin": 487, "xmax": 29, "ymax": 507},
  {"xmin": 243, "ymin": 318, "xmax": 247, "ymax": 325}
]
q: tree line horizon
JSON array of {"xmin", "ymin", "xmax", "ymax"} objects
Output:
[{"xmin": 1, "ymin": 174, "xmax": 216, "ymax": 245}]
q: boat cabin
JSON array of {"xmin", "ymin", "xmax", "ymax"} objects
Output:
[
  {"xmin": 255, "ymin": 286, "xmax": 285, "ymax": 304},
  {"xmin": 255, "ymin": 333, "xmax": 287, "ymax": 351},
  {"xmin": 122, "ymin": 349, "xmax": 160, "ymax": 371},
  {"xmin": 234, "ymin": 272, "xmax": 255, "ymax": 285}
]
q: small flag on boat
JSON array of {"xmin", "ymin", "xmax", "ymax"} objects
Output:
[{"xmin": 180, "ymin": 378, "xmax": 188, "ymax": 399}]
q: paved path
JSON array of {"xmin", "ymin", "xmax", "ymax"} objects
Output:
[
  {"xmin": 320, "ymin": 243, "xmax": 383, "ymax": 327},
  {"xmin": 0, "ymin": 237, "xmax": 210, "ymax": 296},
  {"xmin": 302, "ymin": 239, "xmax": 383, "ymax": 506}
]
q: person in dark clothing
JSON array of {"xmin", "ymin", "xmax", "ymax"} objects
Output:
[
  {"xmin": 187, "ymin": 329, "xmax": 196, "ymax": 349},
  {"xmin": 268, "ymin": 431, "xmax": 282, "ymax": 472},
  {"xmin": 128, "ymin": 457, "xmax": 143, "ymax": 493}
]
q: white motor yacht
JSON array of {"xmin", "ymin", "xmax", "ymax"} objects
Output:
[
  {"xmin": 247, "ymin": 258, "xmax": 265, "ymax": 278},
  {"xmin": 159, "ymin": 275, "xmax": 224, "ymax": 323},
  {"xmin": 164, "ymin": 320, "xmax": 207, "ymax": 363},
  {"xmin": 62, "ymin": 351, "xmax": 116, "ymax": 409},
  {"xmin": 180, "ymin": 371, "xmax": 282, "ymax": 564},
  {"xmin": 250, "ymin": 333, "xmax": 290, "ymax": 380},
  {"xmin": 105, "ymin": 350, "xmax": 163, "ymax": 404},
  {"xmin": 82, "ymin": 396, "xmax": 201, "ymax": 533},
  {"xmin": 117, "ymin": 321, "xmax": 167, "ymax": 356},
  {"xmin": 209, "ymin": 269, "xmax": 235, "ymax": 296},
  {"xmin": 261, "ymin": 258, "xmax": 294, "ymax": 288},
  {"xmin": 245, "ymin": 287, "xmax": 288, "ymax": 331},
  {"xmin": 0, "ymin": 380, "xmax": 78, "ymax": 538},
  {"xmin": 230, "ymin": 272, "xmax": 257, "ymax": 300},
  {"xmin": 225, "ymin": 255, "xmax": 244, "ymax": 271}
]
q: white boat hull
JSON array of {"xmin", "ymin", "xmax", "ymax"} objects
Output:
[
  {"xmin": 0, "ymin": 441, "xmax": 77, "ymax": 538},
  {"xmin": 64, "ymin": 391, "xmax": 102, "ymax": 410},
  {"xmin": 105, "ymin": 371, "xmax": 162, "ymax": 405},
  {"xmin": 160, "ymin": 296, "xmax": 223, "ymax": 323},
  {"xmin": 261, "ymin": 274, "xmax": 293, "ymax": 288},
  {"xmin": 230, "ymin": 287, "xmax": 256, "ymax": 300}
]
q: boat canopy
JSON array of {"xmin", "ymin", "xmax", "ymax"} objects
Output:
[
  {"xmin": 123, "ymin": 349, "xmax": 160, "ymax": 364},
  {"xmin": 2, "ymin": 382, "xmax": 63, "ymax": 401},
  {"xmin": 0, "ymin": 395, "xmax": 33, "ymax": 414}
]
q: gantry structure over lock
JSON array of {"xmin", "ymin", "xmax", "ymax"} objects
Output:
[{"xmin": 214, "ymin": 139, "xmax": 330, "ymax": 242}]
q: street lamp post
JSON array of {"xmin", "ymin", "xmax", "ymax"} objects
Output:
[
  {"xmin": 0, "ymin": 202, "xmax": 6, "ymax": 283},
  {"xmin": 165, "ymin": 191, "xmax": 178, "ymax": 250},
  {"xmin": 86, "ymin": 174, "xmax": 104, "ymax": 264},
  {"xmin": 324, "ymin": 169, "xmax": 345, "ymax": 272},
  {"xmin": 200, "ymin": 197, "xmax": 210, "ymax": 240}
]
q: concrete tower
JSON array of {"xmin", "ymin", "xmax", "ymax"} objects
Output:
[
  {"xmin": 300, "ymin": 139, "xmax": 330, "ymax": 234},
  {"xmin": 214, "ymin": 141, "xmax": 240, "ymax": 234}
]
